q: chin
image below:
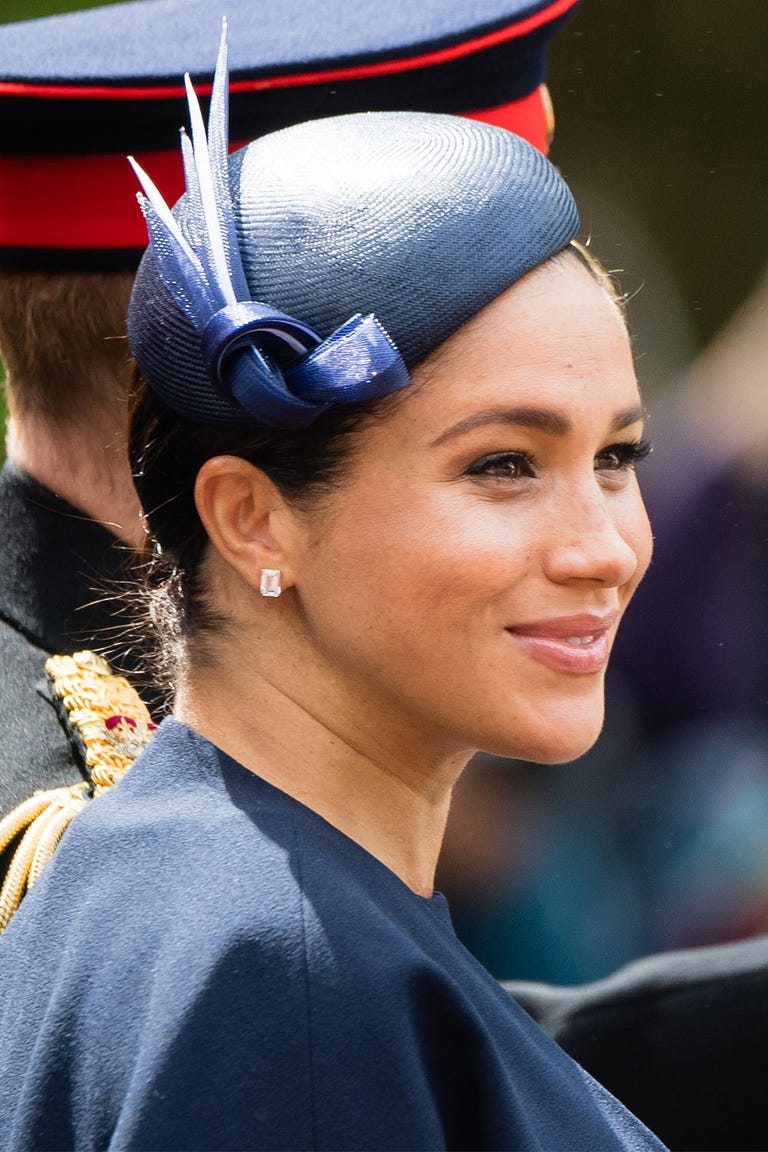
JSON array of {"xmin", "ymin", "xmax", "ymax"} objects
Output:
[
  {"xmin": 478, "ymin": 701, "xmax": 605, "ymax": 765},
  {"xmin": 526, "ymin": 729, "xmax": 602, "ymax": 765}
]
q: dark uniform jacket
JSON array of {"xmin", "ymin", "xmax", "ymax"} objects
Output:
[
  {"xmin": 0, "ymin": 463, "xmax": 151, "ymax": 825},
  {"xmin": 506, "ymin": 934, "xmax": 768, "ymax": 1152}
]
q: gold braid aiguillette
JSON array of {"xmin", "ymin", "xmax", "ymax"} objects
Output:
[{"xmin": 0, "ymin": 651, "xmax": 156, "ymax": 933}]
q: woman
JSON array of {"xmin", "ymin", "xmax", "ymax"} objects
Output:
[{"xmin": 0, "ymin": 40, "xmax": 660, "ymax": 1152}]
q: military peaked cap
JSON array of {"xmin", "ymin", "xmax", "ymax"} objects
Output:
[{"xmin": 0, "ymin": 0, "xmax": 578, "ymax": 269}]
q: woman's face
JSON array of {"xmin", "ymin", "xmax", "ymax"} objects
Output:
[{"xmin": 291, "ymin": 255, "xmax": 653, "ymax": 764}]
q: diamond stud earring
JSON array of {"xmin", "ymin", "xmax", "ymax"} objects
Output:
[{"xmin": 259, "ymin": 568, "xmax": 282, "ymax": 598}]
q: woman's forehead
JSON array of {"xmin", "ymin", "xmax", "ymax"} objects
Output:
[{"xmin": 414, "ymin": 258, "xmax": 632, "ymax": 387}]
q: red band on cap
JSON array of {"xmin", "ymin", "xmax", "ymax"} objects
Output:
[
  {"xmin": 464, "ymin": 86, "xmax": 548, "ymax": 154},
  {"xmin": 0, "ymin": 91, "xmax": 548, "ymax": 254},
  {"xmin": 0, "ymin": 149, "xmax": 186, "ymax": 250},
  {"xmin": 0, "ymin": 0, "xmax": 579, "ymax": 102}
]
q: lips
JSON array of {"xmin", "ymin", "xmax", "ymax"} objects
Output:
[{"xmin": 505, "ymin": 613, "xmax": 618, "ymax": 675}]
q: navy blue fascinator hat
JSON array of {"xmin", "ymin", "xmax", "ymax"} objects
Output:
[{"xmin": 128, "ymin": 31, "xmax": 579, "ymax": 431}]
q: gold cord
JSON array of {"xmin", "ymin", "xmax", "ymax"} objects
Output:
[
  {"xmin": 0, "ymin": 784, "xmax": 89, "ymax": 933},
  {"xmin": 0, "ymin": 651, "xmax": 156, "ymax": 934}
]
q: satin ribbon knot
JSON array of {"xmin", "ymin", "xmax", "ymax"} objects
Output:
[{"xmin": 201, "ymin": 302, "xmax": 411, "ymax": 428}]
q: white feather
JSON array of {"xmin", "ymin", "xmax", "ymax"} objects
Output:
[
  {"xmin": 127, "ymin": 154, "xmax": 199, "ymax": 272},
  {"xmin": 184, "ymin": 72, "xmax": 237, "ymax": 306}
]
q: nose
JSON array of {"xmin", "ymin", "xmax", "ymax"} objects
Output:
[{"xmin": 542, "ymin": 488, "xmax": 646, "ymax": 589}]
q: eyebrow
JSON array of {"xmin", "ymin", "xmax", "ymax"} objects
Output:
[{"xmin": 431, "ymin": 404, "xmax": 646, "ymax": 446}]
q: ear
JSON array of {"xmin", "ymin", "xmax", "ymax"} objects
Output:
[{"xmin": 194, "ymin": 456, "xmax": 298, "ymax": 594}]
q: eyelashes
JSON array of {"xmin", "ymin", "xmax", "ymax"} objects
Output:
[
  {"xmin": 465, "ymin": 438, "xmax": 654, "ymax": 482},
  {"xmin": 595, "ymin": 438, "xmax": 653, "ymax": 471},
  {"xmin": 466, "ymin": 451, "xmax": 535, "ymax": 481}
]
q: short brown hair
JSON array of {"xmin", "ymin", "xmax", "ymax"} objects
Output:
[{"xmin": 0, "ymin": 268, "xmax": 134, "ymax": 423}]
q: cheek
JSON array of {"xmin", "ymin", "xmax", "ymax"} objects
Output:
[
  {"xmin": 421, "ymin": 488, "xmax": 531, "ymax": 556},
  {"xmin": 304, "ymin": 491, "xmax": 533, "ymax": 639},
  {"xmin": 363, "ymin": 495, "xmax": 531, "ymax": 610}
]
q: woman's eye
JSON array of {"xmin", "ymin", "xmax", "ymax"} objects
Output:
[
  {"xmin": 595, "ymin": 439, "xmax": 653, "ymax": 473},
  {"xmin": 466, "ymin": 452, "xmax": 536, "ymax": 482}
]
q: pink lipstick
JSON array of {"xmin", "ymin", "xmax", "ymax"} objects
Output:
[{"xmin": 506, "ymin": 613, "xmax": 618, "ymax": 675}]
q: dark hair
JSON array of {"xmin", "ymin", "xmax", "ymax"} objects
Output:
[{"xmin": 129, "ymin": 370, "xmax": 403, "ymax": 679}]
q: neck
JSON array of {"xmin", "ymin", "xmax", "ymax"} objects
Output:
[
  {"xmin": 6, "ymin": 413, "xmax": 144, "ymax": 548},
  {"xmin": 174, "ymin": 660, "xmax": 469, "ymax": 897}
]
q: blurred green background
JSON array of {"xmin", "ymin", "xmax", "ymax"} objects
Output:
[
  {"xmin": 1, "ymin": 0, "xmax": 766, "ymax": 434},
  {"xmin": 549, "ymin": 2, "xmax": 768, "ymax": 397},
  {"xmin": 2, "ymin": 0, "xmax": 123, "ymax": 18}
]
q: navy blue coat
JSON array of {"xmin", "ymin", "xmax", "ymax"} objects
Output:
[{"xmin": 0, "ymin": 718, "xmax": 664, "ymax": 1151}]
